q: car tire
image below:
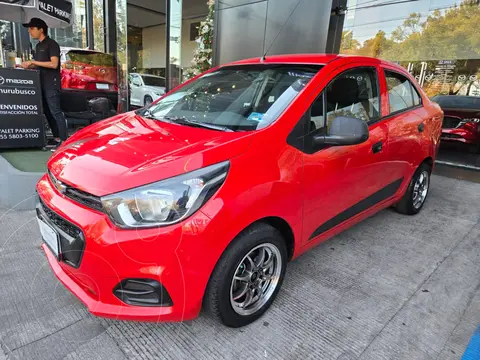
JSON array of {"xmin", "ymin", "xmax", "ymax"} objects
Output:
[
  {"xmin": 204, "ymin": 223, "xmax": 287, "ymax": 328},
  {"xmin": 395, "ymin": 163, "xmax": 431, "ymax": 215},
  {"xmin": 144, "ymin": 96, "xmax": 153, "ymax": 107}
]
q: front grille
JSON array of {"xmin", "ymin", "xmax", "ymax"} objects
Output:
[
  {"xmin": 48, "ymin": 171, "xmax": 103, "ymax": 212},
  {"xmin": 442, "ymin": 133, "xmax": 462, "ymax": 139},
  {"xmin": 38, "ymin": 197, "xmax": 85, "ymax": 268},
  {"xmin": 40, "ymin": 200, "xmax": 82, "ymax": 239},
  {"xmin": 442, "ymin": 116, "xmax": 461, "ymax": 129},
  {"xmin": 64, "ymin": 187, "xmax": 104, "ymax": 212}
]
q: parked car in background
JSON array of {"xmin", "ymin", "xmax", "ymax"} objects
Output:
[
  {"xmin": 60, "ymin": 47, "xmax": 118, "ymax": 113},
  {"xmin": 129, "ymin": 73, "xmax": 166, "ymax": 107},
  {"xmin": 431, "ymin": 95, "xmax": 480, "ymax": 153},
  {"xmin": 37, "ymin": 54, "xmax": 442, "ymax": 328}
]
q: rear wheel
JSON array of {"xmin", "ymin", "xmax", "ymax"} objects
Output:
[
  {"xmin": 204, "ymin": 223, "xmax": 287, "ymax": 327},
  {"xmin": 144, "ymin": 95, "xmax": 153, "ymax": 107},
  {"xmin": 395, "ymin": 163, "xmax": 431, "ymax": 215}
]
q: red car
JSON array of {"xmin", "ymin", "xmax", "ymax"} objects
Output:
[
  {"xmin": 36, "ymin": 54, "xmax": 443, "ymax": 327},
  {"xmin": 432, "ymin": 95, "xmax": 480, "ymax": 153},
  {"xmin": 59, "ymin": 47, "xmax": 118, "ymax": 113}
]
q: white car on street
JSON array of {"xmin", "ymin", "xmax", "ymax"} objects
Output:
[{"xmin": 129, "ymin": 73, "xmax": 166, "ymax": 107}]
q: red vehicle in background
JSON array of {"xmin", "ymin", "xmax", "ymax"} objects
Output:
[
  {"xmin": 432, "ymin": 95, "xmax": 480, "ymax": 153},
  {"xmin": 59, "ymin": 48, "xmax": 118, "ymax": 114}
]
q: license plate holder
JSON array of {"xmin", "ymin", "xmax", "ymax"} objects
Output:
[{"xmin": 37, "ymin": 217, "xmax": 60, "ymax": 257}]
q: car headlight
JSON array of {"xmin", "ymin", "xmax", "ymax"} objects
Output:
[
  {"xmin": 101, "ymin": 161, "xmax": 229, "ymax": 228},
  {"xmin": 154, "ymin": 91, "xmax": 164, "ymax": 97}
]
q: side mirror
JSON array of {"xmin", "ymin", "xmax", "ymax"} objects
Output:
[{"xmin": 313, "ymin": 116, "xmax": 369, "ymax": 146}]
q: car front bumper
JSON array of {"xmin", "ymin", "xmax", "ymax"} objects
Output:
[{"xmin": 36, "ymin": 173, "xmax": 220, "ymax": 322}]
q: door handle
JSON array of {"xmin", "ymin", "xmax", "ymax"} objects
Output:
[
  {"xmin": 418, "ymin": 122, "xmax": 425, "ymax": 132},
  {"xmin": 372, "ymin": 141, "xmax": 383, "ymax": 153}
]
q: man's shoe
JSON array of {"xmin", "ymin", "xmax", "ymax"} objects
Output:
[{"xmin": 50, "ymin": 141, "xmax": 63, "ymax": 152}]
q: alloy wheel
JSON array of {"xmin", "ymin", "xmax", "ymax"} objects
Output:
[
  {"xmin": 230, "ymin": 243, "xmax": 282, "ymax": 316},
  {"xmin": 412, "ymin": 170, "xmax": 429, "ymax": 209}
]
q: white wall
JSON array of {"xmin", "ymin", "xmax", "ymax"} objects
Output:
[{"xmin": 142, "ymin": 17, "xmax": 204, "ymax": 70}]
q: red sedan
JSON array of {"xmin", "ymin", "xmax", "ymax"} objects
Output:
[
  {"xmin": 432, "ymin": 95, "xmax": 480, "ymax": 153},
  {"xmin": 36, "ymin": 54, "xmax": 443, "ymax": 327}
]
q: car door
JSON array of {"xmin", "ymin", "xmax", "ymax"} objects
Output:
[
  {"xmin": 301, "ymin": 66, "xmax": 394, "ymax": 244},
  {"xmin": 380, "ymin": 67, "xmax": 427, "ymax": 181},
  {"xmin": 130, "ymin": 74, "xmax": 142, "ymax": 106}
]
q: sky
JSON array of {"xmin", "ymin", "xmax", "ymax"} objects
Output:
[{"xmin": 343, "ymin": 0, "xmax": 468, "ymax": 43}]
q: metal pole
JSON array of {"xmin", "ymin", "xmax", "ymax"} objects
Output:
[
  {"xmin": 165, "ymin": 0, "xmax": 171, "ymax": 93},
  {"xmin": 85, "ymin": 0, "xmax": 95, "ymax": 50},
  {"xmin": 212, "ymin": 0, "xmax": 220, "ymax": 66}
]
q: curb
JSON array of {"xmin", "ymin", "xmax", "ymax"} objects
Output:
[{"xmin": 0, "ymin": 155, "xmax": 44, "ymax": 211}]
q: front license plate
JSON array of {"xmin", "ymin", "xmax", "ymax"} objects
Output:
[
  {"xmin": 38, "ymin": 218, "xmax": 59, "ymax": 256},
  {"xmin": 96, "ymin": 83, "xmax": 109, "ymax": 90}
]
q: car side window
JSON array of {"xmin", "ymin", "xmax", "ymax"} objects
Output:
[
  {"xmin": 385, "ymin": 70, "xmax": 421, "ymax": 113},
  {"xmin": 132, "ymin": 76, "xmax": 142, "ymax": 87},
  {"xmin": 308, "ymin": 67, "xmax": 380, "ymax": 132}
]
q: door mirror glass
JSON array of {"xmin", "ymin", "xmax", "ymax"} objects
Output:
[{"xmin": 313, "ymin": 116, "xmax": 369, "ymax": 146}]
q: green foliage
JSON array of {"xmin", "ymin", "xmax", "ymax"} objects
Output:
[{"xmin": 341, "ymin": 1, "xmax": 480, "ymax": 61}]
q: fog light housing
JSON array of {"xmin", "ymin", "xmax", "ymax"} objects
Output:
[{"xmin": 113, "ymin": 279, "xmax": 173, "ymax": 307}]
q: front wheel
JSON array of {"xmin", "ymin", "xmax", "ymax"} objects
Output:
[
  {"xmin": 144, "ymin": 95, "xmax": 153, "ymax": 107},
  {"xmin": 204, "ymin": 223, "xmax": 287, "ymax": 327},
  {"xmin": 395, "ymin": 163, "xmax": 431, "ymax": 215}
]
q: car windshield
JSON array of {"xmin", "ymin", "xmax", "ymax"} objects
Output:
[
  {"xmin": 66, "ymin": 51, "xmax": 115, "ymax": 67},
  {"xmin": 432, "ymin": 95, "xmax": 480, "ymax": 109},
  {"xmin": 139, "ymin": 64, "xmax": 322, "ymax": 131},
  {"xmin": 142, "ymin": 76, "xmax": 166, "ymax": 87}
]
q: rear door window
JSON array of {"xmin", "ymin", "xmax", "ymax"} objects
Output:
[{"xmin": 385, "ymin": 70, "xmax": 421, "ymax": 113}]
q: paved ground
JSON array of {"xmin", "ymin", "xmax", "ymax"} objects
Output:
[{"xmin": 0, "ymin": 174, "xmax": 479, "ymax": 360}]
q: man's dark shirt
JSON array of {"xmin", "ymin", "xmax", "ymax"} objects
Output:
[{"xmin": 34, "ymin": 36, "xmax": 61, "ymax": 91}]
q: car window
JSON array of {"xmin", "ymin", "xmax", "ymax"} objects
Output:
[
  {"xmin": 385, "ymin": 70, "xmax": 420, "ymax": 113},
  {"xmin": 142, "ymin": 64, "xmax": 323, "ymax": 132},
  {"xmin": 142, "ymin": 76, "xmax": 166, "ymax": 87},
  {"xmin": 309, "ymin": 67, "xmax": 380, "ymax": 132},
  {"xmin": 432, "ymin": 95, "xmax": 480, "ymax": 109},
  {"xmin": 131, "ymin": 76, "xmax": 141, "ymax": 86}
]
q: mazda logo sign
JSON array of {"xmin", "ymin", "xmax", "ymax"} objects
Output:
[{"xmin": 0, "ymin": 76, "xmax": 4, "ymax": 85}]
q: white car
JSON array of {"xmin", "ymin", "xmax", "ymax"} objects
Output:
[{"xmin": 129, "ymin": 73, "xmax": 166, "ymax": 107}]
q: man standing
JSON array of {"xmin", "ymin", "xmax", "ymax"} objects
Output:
[{"xmin": 22, "ymin": 18, "xmax": 67, "ymax": 151}]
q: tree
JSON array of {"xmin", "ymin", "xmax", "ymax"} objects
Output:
[{"xmin": 183, "ymin": 0, "xmax": 215, "ymax": 81}]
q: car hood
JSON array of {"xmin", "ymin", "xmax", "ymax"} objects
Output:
[{"xmin": 48, "ymin": 112, "xmax": 254, "ymax": 196}]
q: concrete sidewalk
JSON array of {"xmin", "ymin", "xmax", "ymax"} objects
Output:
[{"xmin": 0, "ymin": 174, "xmax": 479, "ymax": 360}]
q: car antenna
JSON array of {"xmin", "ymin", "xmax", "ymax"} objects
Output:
[{"xmin": 261, "ymin": 0, "xmax": 305, "ymax": 61}]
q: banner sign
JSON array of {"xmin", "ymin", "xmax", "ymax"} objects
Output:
[
  {"xmin": 38, "ymin": 0, "xmax": 72, "ymax": 23},
  {"xmin": 0, "ymin": 68, "xmax": 45, "ymax": 148}
]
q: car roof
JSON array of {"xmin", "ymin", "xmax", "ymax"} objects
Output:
[{"xmin": 223, "ymin": 53, "xmax": 405, "ymax": 72}]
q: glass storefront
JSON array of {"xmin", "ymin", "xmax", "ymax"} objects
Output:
[
  {"xmin": 124, "ymin": 0, "xmax": 209, "ymax": 109},
  {"xmin": 340, "ymin": 0, "xmax": 480, "ymax": 168}
]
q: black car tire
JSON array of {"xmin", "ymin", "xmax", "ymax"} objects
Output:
[
  {"xmin": 395, "ymin": 163, "xmax": 431, "ymax": 215},
  {"xmin": 144, "ymin": 96, "xmax": 153, "ymax": 107},
  {"xmin": 204, "ymin": 223, "xmax": 287, "ymax": 328}
]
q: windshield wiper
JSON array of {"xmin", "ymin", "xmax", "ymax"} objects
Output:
[{"xmin": 162, "ymin": 116, "xmax": 234, "ymax": 132}]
